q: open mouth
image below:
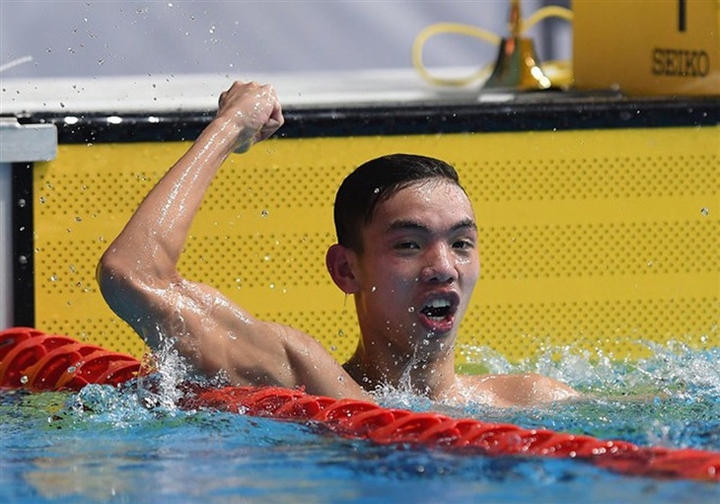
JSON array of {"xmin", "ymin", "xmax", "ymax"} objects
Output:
[
  {"xmin": 420, "ymin": 298, "xmax": 454, "ymax": 321},
  {"xmin": 417, "ymin": 293, "xmax": 460, "ymax": 332}
]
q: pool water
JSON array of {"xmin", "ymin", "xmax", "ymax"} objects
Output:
[{"xmin": 1, "ymin": 342, "xmax": 719, "ymax": 503}]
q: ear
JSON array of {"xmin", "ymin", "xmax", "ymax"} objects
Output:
[{"xmin": 326, "ymin": 244, "xmax": 361, "ymax": 294}]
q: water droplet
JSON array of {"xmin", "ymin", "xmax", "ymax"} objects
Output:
[
  {"xmin": 330, "ymin": 345, "xmax": 337, "ymax": 351},
  {"xmin": 269, "ymin": 283, "xmax": 275, "ymax": 289},
  {"xmin": 260, "ymin": 209, "xmax": 269, "ymax": 218},
  {"xmin": 39, "ymin": 196, "xmax": 46, "ymax": 204},
  {"xmin": 700, "ymin": 207, "xmax": 710, "ymax": 216},
  {"xmin": 263, "ymin": 254, "xmax": 271, "ymax": 261},
  {"xmin": 50, "ymin": 274, "xmax": 58, "ymax": 282},
  {"xmin": 20, "ymin": 375, "xmax": 28, "ymax": 384},
  {"xmin": 67, "ymin": 366, "xmax": 76, "ymax": 373},
  {"xmin": 337, "ymin": 329, "xmax": 345, "ymax": 337},
  {"xmin": 408, "ymin": 306, "xmax": 415, "ymax": 313},
  {"xmin": 371, "ymin": 286, "xmax": 377, "ymax": 292}
]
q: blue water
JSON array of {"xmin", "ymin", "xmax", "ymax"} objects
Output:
[{"xmin": 2, "ymin": 343, "xmax": 719, "ymax": 503}]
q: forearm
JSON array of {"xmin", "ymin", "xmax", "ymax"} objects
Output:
[
  {"xmin": 106, "ymin": 116, "xmax": 241, "ymax": 278},
  {"xmin": 97, "ymin": 80, "xmax": 283, "ymax": 350}
]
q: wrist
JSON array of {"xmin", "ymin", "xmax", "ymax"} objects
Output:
[{"xmin": 206, "ymin": 115, "xmax": 252, "ymax": 154}]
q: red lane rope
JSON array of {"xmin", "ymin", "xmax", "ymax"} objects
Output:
[
  {"xmin": 0, "ymin": 327, "xmax": 142, "ymax": 391},
  {"xmin": 1, "ymin": 327, "xmax": 718, "ymax": 481}
]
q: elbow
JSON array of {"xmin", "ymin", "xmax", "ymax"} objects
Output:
[
  {"xmin": 96, "ymin": 245, "xmax": 148, "ymax": 320},
  {"xmin": 96, "ymin": 243, "xmax": 177, "ymax": 323},
  {"xmin": 97, "ymin": 246, "xmax": 130, "ymax": 296}
]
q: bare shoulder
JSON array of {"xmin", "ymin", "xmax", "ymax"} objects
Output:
[
  {"xmin": 260, "ymin": 323, "xmax": 370, "ymax": 401},
  {"xmin": 100, "ymin": 270, "xmax": 367, "ymax": 401},
  {"xmin": 458, "ymin": 372, "xmax": 579, "ymax": 407}
]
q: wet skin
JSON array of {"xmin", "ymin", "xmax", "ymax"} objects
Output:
[
  {"xmin": 338, "ymin": 180, "xmax": 577, "ymax": 404},
  {"xmin": 98, "ymin": 80, "xmax": 578, "ymax": 406},
  {"xmin": 339, "ymin": 179, "xmax": 480, "ymax": 394}
]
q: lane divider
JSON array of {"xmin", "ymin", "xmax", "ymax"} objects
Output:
[
  {"xmin": 1, "ymin": 327, "xmax": 718, "ymax": 481},
  {"xmin": 0, "ymin": 327, "xmax": 141, "ymax": 390}
]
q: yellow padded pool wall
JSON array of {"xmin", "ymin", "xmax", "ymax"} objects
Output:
[{"xmin": 32, "ymin": 127, "xmax": 719, "ymax": 364}]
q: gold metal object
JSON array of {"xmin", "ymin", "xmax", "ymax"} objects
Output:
[{"xmin": 484, "ymin": 0, "xmax": 552, "ymax": 91}]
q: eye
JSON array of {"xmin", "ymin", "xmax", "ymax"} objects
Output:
[
  {"xmin": 394, "ymin": 241, "xmax": 420, "ymax": 250},
  {"xmin": 452, "ymin": 239, "xmax": 475, "ymax": 250}
]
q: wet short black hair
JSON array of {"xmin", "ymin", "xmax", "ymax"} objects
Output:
[{"xmin": 333, "ymin": 153, "xmax": 462, "ymax": 253}]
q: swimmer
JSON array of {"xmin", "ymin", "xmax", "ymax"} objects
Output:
[{"xmin": 97, "ymin": 81, "xmax": 578, "ymax": 407}]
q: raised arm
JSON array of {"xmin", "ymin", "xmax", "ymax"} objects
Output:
[{"xmin": 97, "ymin": 81, "xmax": 366, "ymax": 400}]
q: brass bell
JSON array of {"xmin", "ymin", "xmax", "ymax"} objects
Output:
[{"xmin": 484, "ymin": 0, "xmax": 552, "ymax": 91}]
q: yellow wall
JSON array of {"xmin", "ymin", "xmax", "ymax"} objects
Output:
[{"xmin": 32, "ymin": 127, "xmax": 719, "ymax": 365}]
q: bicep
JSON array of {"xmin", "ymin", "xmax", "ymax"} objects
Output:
[
  {"xmin": 101, "ymin": 270, "xmax": 366, "ymax": 398},
  {"xmin": 102, "ymin": 272, "xmax": 287, "ymax": 382}
]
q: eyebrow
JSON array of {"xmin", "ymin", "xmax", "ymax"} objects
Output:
[{"xmin": 386, "ymin": 218, "xmax": 477, "ymax": 234}]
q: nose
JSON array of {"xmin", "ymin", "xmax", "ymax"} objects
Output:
[{"xmin": 420, "ymin": 243, "xmax": 456, "ymax": 284}]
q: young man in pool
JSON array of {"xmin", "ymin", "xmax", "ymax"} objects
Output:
[{"xmin": 97, "ymin": 81, "xmax": 577, "ymax": 406}]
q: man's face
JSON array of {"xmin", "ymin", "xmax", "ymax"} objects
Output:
[{"xmin": 352, "ymin": 179, "xmax": 480, "ymax": 357}]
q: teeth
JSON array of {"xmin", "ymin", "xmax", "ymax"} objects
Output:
[
  {"xmin": 426, "ymin": 299, "xmax": 451, "ymax": 309},
  {"xmin": 421, "ymin": 298, "xmax": 452, "ymax": 320}
]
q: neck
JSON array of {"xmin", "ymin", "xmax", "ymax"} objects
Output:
[{"xmin": 344, "ymin": 338, "xmax": 458, "ymax": 400}]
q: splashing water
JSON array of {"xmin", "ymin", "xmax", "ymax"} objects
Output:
[
  {"xmin": 371, "ymin": 341, "xmax": 720, "ymax": 450},
  {"xmin": 35, "ymin": 336, "xmax": 720, "ymax": 438},
  {"xmin": 136, "ymin": 340, "xmax": 189, "ymax": 411},
  {"xmin": 2, "ymin": 337, "xmax": 719, "ymax": 502},
  {"xmin": 460, "ymin": 340, "xmax": 720, "ymax": 400}
]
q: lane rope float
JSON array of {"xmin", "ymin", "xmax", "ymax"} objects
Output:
[
  {"xmin": 0, "ymin": 327, "xmax": 141, "ymax": 391},
  {"xmin": 1, "ymin": 327, "xmax": 718, "ymax": 481}
]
